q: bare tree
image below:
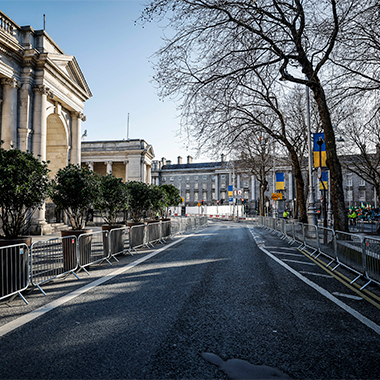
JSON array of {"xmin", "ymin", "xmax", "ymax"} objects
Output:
[{"xmin": 142, "ymin": 0, "xmax": 375, "ymax": 231}]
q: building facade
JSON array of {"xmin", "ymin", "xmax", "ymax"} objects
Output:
[
  {"xmin": 152, "ymin": 154, "xmax": 378, "ymax": 216},
  {"xmin": 81, "ymin": 139, "xmax": 154, "ymax": 184},
  {"xmin": 0, "ymin": 11, "xmax": 92, "ymax": 232}
]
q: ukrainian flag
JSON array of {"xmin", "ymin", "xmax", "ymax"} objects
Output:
[
  {"xmin": 319, "ymin": 171, "xmax": 328, "ymax": 190},
  {"xmin": 313, "ymin": 133, "xmax": 327, "ymax": 167},
  {"xmin": 276, "ymin": 172, "xmax": 285, "ymax": 190}
]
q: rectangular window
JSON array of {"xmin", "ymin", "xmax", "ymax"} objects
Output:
[
  {"xmin": 194, "ymin": 192, "xmax": 199, "ymax": 201},
  {"xmin": 202, "ymin": 183, "xmax": 207, "ymax": 190},
  {"xmin": 221, "ymin": 175, "xmax": 226, "ymax": 179},
  {"xmin": 359, "ymin": 190, "xmax": 366, "ymax": 199},
  {"xmin": 360, "ymin": 179, "xmax": 365, "ymax": 186},
  {"xmin": 243, "ymin": 181, "xmax": 249, "ymax": 188},
  {"xmin": 221, "ymin": 191, "xmax": 226, "ymax": 199},
  {"xmin": 194, "ymin": 182, "xmax": 198, "ymax": 189},
  {"xmin": 195, "ymin": 176, "xmax": 198, "ymax": 180},
  {"xmin": 244, "ymin": 173, "xmax": 248, "ymax": 178},
  {"xmin": 186, "ymin": 183, "xmax": 190, "ymax": 189},
  {"xmin": 347, "ymin": 178, "xmax": 353, "ymax": 187},
  {"xmin": 186, "ymin": 177, "xmax": 190, "ymax": 181},
  {"xmin": 212, "ymin": 191, "xmax": 216, "ymax": 200},
  {"xmin": 244, "ymin": 190, "xmax": 249, "ymax": 199},
  {"xmin": 211, "ymin": 182, "xmax": 215, "ymax": 189},
  {"xmin": 170, "ymin": 177, "xmax": 174, "ymax": 182},
  {"xmin": 186, "ymin": 192, "xmax": 190, "ymax": 201},
  {"xmin": 347, "ymin": 190, "xmax": 353, "ymax": 200},
  {"xmin": 220, "ymin": 182, "xmax": 226, "ymax": 189},
  {"xmin": 178, "ymin": 177, "xmax": 182, "ymax": 181},
  {"xmin": 202, "ymin": 191, "xmax": 207, "ymax": 201},
  {"xmin": 203, "ymin": 176, "xmax": 207, "ymax": 180}
]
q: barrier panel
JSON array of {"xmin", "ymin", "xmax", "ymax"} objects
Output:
[
  {"xmin": 130, "ymin": 224, "xmax": 146, "ymax": 251},
  {"xmin": 146, "ymin": 222, "xmax": 162, "ymax": 246},
  {"xmin": 334, "ymin": 231, "xmax": 364, "ymax": 275},
  {"xmin": 30, "ymin": 235, "xmax": 79, "ymax": 294},
  {"xmin": 78, "ymin": 230, "xmax": 110, "ymax": 273},
  {"xmin": 293, "ymin": 222, "xmax": 305, "ymax": 245},
  {"xmin": 317, "ymin": 227, "xmax": 336, "ymax": 260},
  {"xmin": 0, "ymin": 243, "xmax": 29, "ymax": 304},
  {"xmin": 303, "ymin": 224, "xmax": 319, "ymax": 254},
  {"xmin": 363, "ymin": 237, "xmax": 380, "ymax": 285},
  {"xmin": 161, "ymin": 220, "xmax": 172, "ymax": 240},
  {"xmin": 108, "ymin": 227, "xmax": 131, "ymax": 260}
]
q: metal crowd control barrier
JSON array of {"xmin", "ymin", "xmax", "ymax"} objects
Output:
[
  {"xmin": 146, "ymin": 222, "xmax": 163, "ymax": 248},
  {"xmin": 161, "ymin": 220, "xmax": 172, "ymax": 241},
  {"xmin": 0, "ymin": 243, "xmax": 29, "ymax": 304},
  {"xmin": 30, "ymin": 235, "xmax": 79, "ymax": 295},
  {"xmin": 78, "ymin": 230, "xmax": 111, "ymax": 274},
  {"xmin": 130, "ymin": 224, "xmax": 147, "ymax": 253},
  {"xmin": 363, "ymin": 237, "xmax": 380, "ymax": 288},
  {"xmin": 108, "ymin": 227, "xmax": 131, "ymax": 260}
]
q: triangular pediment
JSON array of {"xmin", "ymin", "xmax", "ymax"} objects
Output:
[{"xmin": 48, "ymin": 53, "xmax": 92, "ymax": 98}]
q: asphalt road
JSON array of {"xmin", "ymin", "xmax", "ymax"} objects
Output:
[{"xmin": 1, "ymin": 221, "xmax": 380, "ymax": 379}]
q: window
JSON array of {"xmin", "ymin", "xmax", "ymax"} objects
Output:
[
  {"xmin": 194, "ymin": 192, "xmax": 199, "ymax": 201},
  {"xmin": 347, "ymin": 190, "xmax": 353, "ymax": 200},
  {"xmin": 360, "ymin": 179, "xmax": 366, "ymax": 186},
  {"xmin": 243, "ymin": 181, "xmax": 249, "ymax": 188},
  {"xmin": 212, "ymin": 191, "xmax": 216, "ymax": 200},
  {"xmin": 194, "ymin": 182, "xmax": 198, "ymax": 189},
  {"xmin": 359, "ymin": 190, "xmax": 366, "ymax": 199},
  {"xmin": 211, "ymin": 182, "xmax": 215, "ymax": 189},
  {"xmin": 202, "ymin": 176, "xmax": 207, "ymax": 180},
  {"xmin": 186, "ymin": 183, "xmax": 190, "ymax": 189},
  {"xmin": 195, "ymin": 176, "xmax": 198, "ymax": 180},
  {"xmin": 178, "ymin": 177, "xmax": 182, "ymax": 181},
  {"xmin": 162, "ymin": 177, "xmax": 166, "ymax": 182},
  {"xmin": 221, "ymin": 175, "xmax": 226, "ymax": 179},
  {"xmin": 221, "ymin": 191, "xmax": 226, "ymax": 199},
  {"xmin": 202, "ymin": 191, "xmax": 207, "ymax": 201},
  {"xmin": 186, "ymin": 177, "xmax": 190, "ymax": 181},
  {"xmin": 212, "ymin": 175, "xmax": 216, "ymax": 180},
  {"xmin": 202, "ymin": 183, "xmax": 207, "ymax": 190},
  {"xmin": 186, "ymin": 192, "xmax": 190, "ymax": 201},
  {"xmin": 244, "ymin": 190, "xmax": 249, "ymax": 199},
  {"xmin": 170, "ymin": 177, "xmax": 174, "ymax": 182},
  {"xmin": 347, "ymin": 178, "xmax": 353, "ymax": 187},
  {"xmin": 244, "ymin": 173, "xmax": 248, "ymax": 178},
  {"xmin": 220, "ymin": 182, "xmax": 226, "ymax": 189}
]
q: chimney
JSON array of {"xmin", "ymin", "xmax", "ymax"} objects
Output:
[
  {"xmin": 221, "ymin": 154, "xmax": 226, "ymax": 162},
  {"xmin": 167, "ymin": 160, "xmax": 172, "ymax": 165},
  {"xmin": 178, "ymin": 156, "xmax": 182, "ymax": 164},
  {"xmin": 161, "ymin": 157, "xmax": 166, "ymax": 166},
  {"xmin": 187, "ymin": 155, "xmax": 193, "ymax": 164}
]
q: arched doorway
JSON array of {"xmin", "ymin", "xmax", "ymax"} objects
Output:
[{"xmin": 45, "ymin": 113, "xmax": 69, "ymax": 223}]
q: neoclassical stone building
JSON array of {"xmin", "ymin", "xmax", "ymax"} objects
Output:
[
  {"xmin": 0, "ymin": 11, "xmax": 92, "ymax": 232},
  {"xmin": 81, "ymin": 139, "xmax": 154, "ymax": 184}
]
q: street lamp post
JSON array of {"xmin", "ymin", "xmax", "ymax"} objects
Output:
[
  {"xmin": 316, "ymin": 137, "xmax": 327, "ymax": 229},
  {"xmin": 306, "ymin": 85, "xmax": 317, "ymax": 226}
]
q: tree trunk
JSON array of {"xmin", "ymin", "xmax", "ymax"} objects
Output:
[{"xmin": 311, "ymin": 82, "xmax": 348, "ymax": 232}]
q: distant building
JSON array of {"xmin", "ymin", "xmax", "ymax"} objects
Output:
[
  {"xmin": 81, "ymin": 139, "xmax": 154, "ymax": 184},
  {"xmin": 0, "ymin": 11, "xmax": 91, "ymax": 233}
]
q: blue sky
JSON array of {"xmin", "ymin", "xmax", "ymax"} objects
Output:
[{"xmin": 1, "ymin": 0, "xmax": 204, "ymax": 163}]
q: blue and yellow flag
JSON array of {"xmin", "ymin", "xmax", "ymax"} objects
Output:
[
  {"xmin": 276, "ymin": 172, "xmax": 285, "ymax": 190},
  {"xmin": 319, "ymin": 171, "xmax": 328, "ymax": 190},
  {"xmin": 313, "ymin": 133, "xmax": 326, "ymax": 167}
]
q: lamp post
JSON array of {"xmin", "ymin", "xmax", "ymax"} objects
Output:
[{"xmin": 306, "ymin": 85, "xmax": 317, "ymax": 226}]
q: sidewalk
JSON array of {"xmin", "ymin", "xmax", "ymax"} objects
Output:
[{"xmin": 30, "ymin": 226, "xmax": 103, "ymax": 243}]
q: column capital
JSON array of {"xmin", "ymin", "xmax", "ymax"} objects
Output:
[
  {"xmin": 33, "ymin": 84, "xmax": 54, "ymax": 98},
  {"xmin": 1, "ymin": 77, "xmax": 21, "ymax": 89},
  {"xmin": 104, "ymin": 160, "xmax": 113, "ymax": 166},
  {"xmin": 71, "ymin": 111, "xmax": 86, "ymax": 122}
]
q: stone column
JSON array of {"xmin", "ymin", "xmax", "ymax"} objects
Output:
[
  {"xmin": 141, "ymin": 156, "xmax": 146, "ymax": 183},
  {"xmin": 30, "ymin": 85, "xmax": 53, "ymax": 235},
  {"xmin": 18, "ymin": 67, "xmax": 33, "ymax": 151},
  {"xmin": 32, "ymin": 85, "xmax": 52, "ymax": 161},
  {"xmin": 86, "ymin": 161, "xmax": 94, "ymax": 171},
  {"xmin": 215, "ymin": 175, "xmax": 219, "ymax": 199},
  {"xmin": 124, "ymin": 160, "xmax": 129, "ymax": 182},
  {"xmin": 288, "ymin": 171, "xmax": 294, "ymax": 201},
  {"xmin": 105, "ymin": 161, "xmax": 113, "ymax": 175},
  {"xmin": 71, "ymin": 112, "xmax": 86, "ymax": 165},
  {"xmin": 237, "ymin": 174, "xmax": 241, "ymax": 189},
  {"xmin": 1, "ymin": 78, "xmax": 20, "ymax": 149}
]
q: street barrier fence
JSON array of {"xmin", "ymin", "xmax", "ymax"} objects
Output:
[
  {"xmin": 255, "ymin": 216, "xmax": 380, "ymax": 289},
  {"xmin": 0, "ymin": 217, "xmax": 207, "ymax": 304}
]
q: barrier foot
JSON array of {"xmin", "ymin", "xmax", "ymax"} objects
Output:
[
  {"xmin": 309, "ymin": 249, "xmax": 318, "ymax": 256},
  {"xmin": 331, "ymin": 262, "xmax": 341, "ymax": 271},
  {"xmin": 350, "ymin": 274, "xmax": 362, "ymax": 285},
  {"xmin": 125, "ymin": 249, "xmax": 134, "ymax": 256},
  {"xmin": 36, "ymin": 284, "xmax": 47, "ymax": 296},
  {"xmin": 17, "ymin": 292, "xmax": 29, "ymax": 305},
  {"xmin": 105, "ymin": 258, "xmax": 113, "ymax": 266},
  {"xmin": 150, "ymin": 243, "xmax": 155, "ymax": 248},
  {"xmin": 111, "ymin": 255, "xmax": 120, "ymax": 262},
  {"xmin": 72, "ymin": 270, "xmax": 81, "ymax": 280},
  {"xmin": 81, "ymin": 267, "xmax": 90, "ymax": 276},
  {"xmin": 132, "ymin": 247, "xmax": 138, "ymax": 254},
  {"xmin": 360, "ymin": 279, "xmax": 372, "ymax": 290},
  {"xmin": 326, "ymin": 259, "xmax": 335, "ymax": 267}
]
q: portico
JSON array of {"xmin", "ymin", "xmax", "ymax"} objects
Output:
[{"xmin": 0, "ymin": 11, "xmax": 92, "ymax": 233}]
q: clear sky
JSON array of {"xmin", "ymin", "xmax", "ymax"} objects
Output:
[{"xmin": 1, "ymin": 0, "xmax": 208, "ymax": 163}]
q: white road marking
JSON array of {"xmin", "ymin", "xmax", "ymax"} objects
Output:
[
  {"xmin": 271, "ymin": 251, "xmax": 302, "ymax": 257},
  {"xmin": 282, "ymin": 259, "xmax": 316, "ymax": 266},
  {"xmin": 332, "ymin": 292, "xmax": 363, "ymax": 301},
  {"xmin": 259, "ymin": 246, "xmax": 380, "ymax": 336},
  {"xmin": 300, "ymin": 271, "xmax": 333, "ymax": 279},
  {"xmin": 0, "ymin": 236, "xmax": 190, "ymax": 339}
]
